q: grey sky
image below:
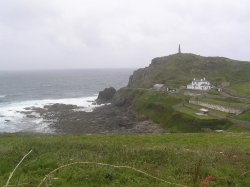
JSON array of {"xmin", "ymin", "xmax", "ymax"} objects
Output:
[{"xmin": 0, "ymin": 0, "xmax": 249, "ymax": 70}]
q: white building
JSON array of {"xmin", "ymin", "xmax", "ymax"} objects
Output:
[{"xmin": 187, "ymin": 78, "xmax": 211, "ymax": 90}]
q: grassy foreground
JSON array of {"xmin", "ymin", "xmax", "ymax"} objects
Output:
[{"xmin": 0, "ymin": 133, "xmax": 250, "ymax": 186}]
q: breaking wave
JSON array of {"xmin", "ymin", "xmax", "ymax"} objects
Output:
[{"xmin": 0, "ymin": 95, "xmax": 101, "ymax": 133}]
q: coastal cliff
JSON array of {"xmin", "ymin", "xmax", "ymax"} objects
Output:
[{"xmin": 128, "ymin": 53, "xmax": 250, "ymax": 90}]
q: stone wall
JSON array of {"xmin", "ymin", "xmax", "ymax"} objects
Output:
[{"xmin": 189, "ymin": 100, "xmax": 242, "ymax": 114}]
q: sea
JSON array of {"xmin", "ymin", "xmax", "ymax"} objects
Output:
[{"xmin": 0, "ymin": 69, "xmax": 134, "ymax": 133}]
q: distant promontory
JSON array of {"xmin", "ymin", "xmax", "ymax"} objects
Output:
[{"xmin": 128, "ymin": 53, "xmax": 250, "ymax": 94}]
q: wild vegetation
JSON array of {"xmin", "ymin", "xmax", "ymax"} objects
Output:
[{"xmin": 0, "ymin": 133, "xmax": 250, "ymax": 187}]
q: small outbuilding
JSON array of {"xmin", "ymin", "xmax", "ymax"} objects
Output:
[
  {"xmin": 217, "ymin": 88, "xmax": 223, "ymax": 92},
  {"xmin": 196, "ymin": 108, "xmax": 209, "ymax": 116},
  {"xmin": 168, "ymin": 88, "xmax": 177, "ymax": 93},
  {"xmin": 200, "ymin": 108, "xmax": 209, "ymax": 115}
]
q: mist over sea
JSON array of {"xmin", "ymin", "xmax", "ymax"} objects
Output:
[{"xmin": 0, "ymin": 69, "xmax": 133, "ymax": 133}]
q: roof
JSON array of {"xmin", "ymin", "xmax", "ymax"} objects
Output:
[
  {"xmin": 193, "ymin": 80, "xmax": 209, "ymax": 83},
  {"xmin": 200, "ymin": 83, "xmax": 209, "ymax": 86},
  {"xmin": 153, "ymin": 84, "xmax": 164, "ymax": 87},
  {"xmin": 200, "ymin": 108, "xmax": 208, "ymax": 112}
]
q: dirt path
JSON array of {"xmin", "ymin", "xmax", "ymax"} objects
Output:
[{"xmin": 221, "ymin": 90, "xmax": 250, "ymax": 103}]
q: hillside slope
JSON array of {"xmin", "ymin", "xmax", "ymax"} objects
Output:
[
  {"xmin": 128, "ymin": 53, "xmax": 250, "ymax": 89},
  {"xmin": 113, "ymin": 88, "xmax": 249, "ymax": 132}
]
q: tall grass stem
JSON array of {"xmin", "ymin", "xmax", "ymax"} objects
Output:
[{"xmin": 4, "ymin": 150, "xmax": 32, "ymax": 187}]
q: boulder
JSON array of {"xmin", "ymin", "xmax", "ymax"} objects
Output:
[{"xmin": 97, "ymin": 87, "xmax": 116, "ymax": 104}]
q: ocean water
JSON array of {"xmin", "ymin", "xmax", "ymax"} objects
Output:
[{"xmin": 0, "ymin": 69, "xmax": 133, "ymax": 133}]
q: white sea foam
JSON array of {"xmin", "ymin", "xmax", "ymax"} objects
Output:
[{"xmin": 0, "ymin": 95, "xmax": 101, "ymax": 133}]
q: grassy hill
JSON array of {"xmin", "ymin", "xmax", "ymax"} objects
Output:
[
  {"xmin": 0, "ymin": 133, "xmax": 250, "ymax": 187},
  {"xmin": 128, "ymin": 53, "xmax": 250, "ymax": 92},
  {"xmin": 113, "ymin": 88, "xmax": 249, "ymax": 133}
]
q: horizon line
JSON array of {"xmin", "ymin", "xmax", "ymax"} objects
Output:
[{"xmin": 0, "ymin": 67, "xmax": 138, "ymax": 72}]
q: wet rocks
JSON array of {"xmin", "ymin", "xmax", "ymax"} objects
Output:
[
  {"xmin": 44, "ymin": 103, "xmax": 78, "ymax": 111},
  {"xmin": 26, "ymin": 103, "xmax": 164, "ymax": 134},
  {"xmin": 96, "ymin": 87, "xmax": 116, "ymax": 104}
]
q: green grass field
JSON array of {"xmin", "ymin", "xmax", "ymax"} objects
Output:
[
  {"xmin": 175, "ymin": 106, "xmax": 216, "ymax": 120},
  {"xmin": 0, "ymin": 133, "xmax": 250, "ymax": 187},
  {"xmin": 228, "ymin": 82, "xmax": 250, "ymax": 98},
  {"xmin": 235, "ymin": 110, "xmax": 250, "ymax": 122}
]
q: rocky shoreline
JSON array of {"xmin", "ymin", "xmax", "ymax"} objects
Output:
[
  {"xmin": 18, "ymin": 87, "xmax": 164, "ymax": 134},
  {"xmin": 21, "ymin": 102, "xmax": 164, "ymax": 134}
]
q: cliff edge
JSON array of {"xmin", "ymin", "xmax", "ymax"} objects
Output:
[{"xmin": 128, "ymin": 53, "xmax": 250, "ymax": 89}]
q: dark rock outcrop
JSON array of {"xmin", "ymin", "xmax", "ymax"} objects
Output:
[
  {"xmin": 97, "ymin": 87, "xmax": 116, "ymax": 104},
  {"xmin": 28, "ymin": 103, "xmax": 164, "ymax": 134}
]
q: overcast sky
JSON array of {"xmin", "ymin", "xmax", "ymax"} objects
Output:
[{"xmin": 0, "ymin": 0, "xmax": 249, "ymax": 70}]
